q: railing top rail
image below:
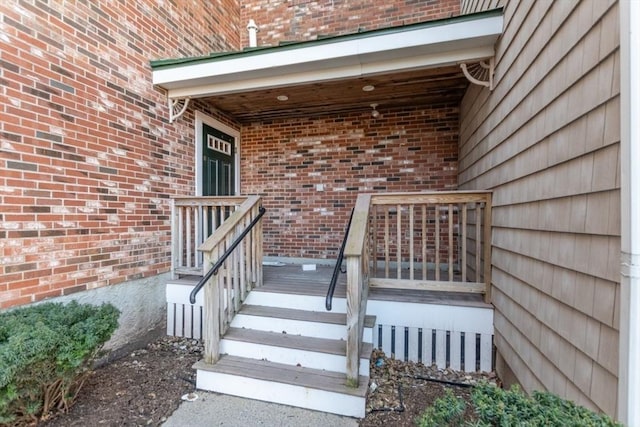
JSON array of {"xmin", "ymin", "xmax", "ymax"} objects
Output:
[
  {"xmin": 344, "ymin": 194, "xmax": 371, "ymax": 258},
  {"xmin": 199, "ymin": 195, "xmax": 262, "ymax": 252},
  {"xmin": 370, "ymin": 191, "xmax": 492, "ymax": 205},
  {"xmin": 172, "ymin": 196, "xmax": 248, "ymax": 206}
]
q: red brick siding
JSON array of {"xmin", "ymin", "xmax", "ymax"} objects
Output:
[
  {"xmin": 240, "ymin": 0, "xmax": 460, "ymax": 48},
  {"xmin": 240, "ymin": 105, "xmax": 459, "ymax": 259},
  {"xmin": 0, "ymin": 1, "xmax": 240, "ymax": 309}
]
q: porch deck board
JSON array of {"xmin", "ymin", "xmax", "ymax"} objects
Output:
[
  {"xmin": 173, "ymin": 264, "xmax": 490, "ymax": 308},
  {"xmin": 261, "ymin": 264, "xmax": 490, "ymax": 308}
]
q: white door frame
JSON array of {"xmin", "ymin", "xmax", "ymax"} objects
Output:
[{"xmin": 195, "ymin": 111, "xmax": 241, "ymax": 196}]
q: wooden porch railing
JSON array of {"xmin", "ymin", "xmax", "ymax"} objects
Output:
[
  {"xmin": 344, "ymin": 191, "xmax": 492, "ymax": 385},
  {"xmin": 171, "ymin": 196, "xmax": 247, "ymax": 279},
  {"xmin": 199, "ymin": 195, "xmax": 264, "ymax": 364}
]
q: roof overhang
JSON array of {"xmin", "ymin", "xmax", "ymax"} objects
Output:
[{"xmin": 151, "ymin": 9, "xmax": 503, "ymax": 102}]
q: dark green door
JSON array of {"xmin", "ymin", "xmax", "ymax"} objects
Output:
[{"xmin": 202, "ymin": 123, "xmax": 234, "ymax": 196}]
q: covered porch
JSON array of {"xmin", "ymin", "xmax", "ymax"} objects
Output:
[
  {"xmin": 152, "ymin": 8, "xmax": 502, "ymax": 418},
  {"xmin": 165, "ymin": 191, "xmax": 493, "ymax": 417}
]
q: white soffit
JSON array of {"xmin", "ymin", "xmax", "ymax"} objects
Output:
[{"xmin": 152, "ymin": 11, "xmax": 503, "ymax": 99}]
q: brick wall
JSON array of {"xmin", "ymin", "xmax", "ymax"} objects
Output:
[
  {"xmin": 241, "ymin": 105, "xmax": 459, "ymax": 259},
  {"xmin": 0, "ymin": 0, "xmax": 240, "ymax": 309},
  {"xmin": 240, "ymin": 0, "xmax": 460, "ymax": 48},
  {"xmin": 0, "ymin": 0, "xmax": 462, "ymax": 309}
]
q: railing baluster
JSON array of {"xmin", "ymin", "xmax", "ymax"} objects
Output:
[
  {"xmin": 225, "ymin": 234, "xmax": 232, "ymax": 325},
  {"xmin": 396, "ymin": 204, "xmax": 401, "ymax": 280},
  {"xmin": 240, "ymin": 216, "xmax": 247, "ymax": 297},
  {"xmin": 196, "ymin": 204, "xmax": 202, "ymax": 267},
  {"xmin": 448, "ymin": 203, "xmax": 453, "ymax": 282},
  {"xmin": 475, "ymin": 203, "xmax": 482, "ymax": 282},
  {"xmin": 435, "ymin": 205, "xmax": 440, "ymax": 281},
  {"xmin": 462, "ymin": 203, "xmax": 468, "ymax": 283},
  {"xmin": 372, "ymin": 204, "xmax": 378, "ymax": 277},
  {"xmin": 178, "ymin": 206, "xmax": 185, "ymax": 270},
  {"xmin": 409, "ymin": 204, "xmax": 414, "ymax": 281},
  {"xmin": 186, "ymin": 207, "xmax": 193, "ymax": 270},
  {"xmin": 422, "ymin": 205, "xmax": 427, "ymax": 281},
  {"xmin": 384, "ymin": 207, "xmax": 390, "ymax": 278},
  {"xmin": 233, "ymin": 227, "xmax": 241, "ymax": 313}
]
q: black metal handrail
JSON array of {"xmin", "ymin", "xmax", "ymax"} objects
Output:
[
  {"xmin": 325, "ymin": 208, "xmax": 354, "ymax": 311},
  {"xmin": 189, "ymin": 206, "xmax": 266, "ymax": 304}
]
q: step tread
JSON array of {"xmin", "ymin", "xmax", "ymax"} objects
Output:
[
  {"xmin": 195, "ymin": 355, "xmax": 368, "ymax": 397},
  {"xmin": 239, "ymin": 304, "xmax": 376, "ymax": 328},
  {"xmin": 224, "ymin": 327, "xmax": 373, "ymax": 359}
]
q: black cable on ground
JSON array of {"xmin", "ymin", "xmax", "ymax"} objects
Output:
[
  {"xmin": 180, "ymin": 376, "xmax": 196, "ymax": 385},
  {"xmin": 411, "ymin": 375, "xmax": 474, "ymax": 388}
]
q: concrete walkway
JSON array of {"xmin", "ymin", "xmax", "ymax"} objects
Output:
[{"xmin": 162, "ymin": 392, "xmax": 360, "ymax": 427}]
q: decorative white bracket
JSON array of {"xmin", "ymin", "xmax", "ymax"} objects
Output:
[
  {"xmin": 460, "ymin": 57, "xmax": 495, "ymax": 91},
  {"xmin": 169, "ymin": 97, "xmax": 190, "ymax": 123}
]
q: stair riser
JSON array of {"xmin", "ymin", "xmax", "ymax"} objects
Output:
[
  {"xmin": 196, "ymin": 370, "xmax": 366, "ymax": 418},
  {"xmin": 232, "ymin": 314, "xmax": 374, "ymax": 343},
  {"xmin": 244, "ymin": 291, "xmax": 347, "ymax": 312},
  {"xmin": 220, "ymin": 340, "xmax": 370, "ymax": 376}
]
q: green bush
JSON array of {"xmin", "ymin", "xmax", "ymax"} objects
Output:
[
  {"xmin": 0, "ymin": 301, "xmax": 119, "ymax": 426},
  {"xmin": 416, "ymin": 381, "xmax": 621, "ymax": 427}
]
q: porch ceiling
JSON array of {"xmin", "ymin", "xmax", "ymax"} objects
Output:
[
  {"xmin": 206, "ymin": 66, "xmax": 469, "ymax": 122},
  {"xmin": 151, "ymin": 9, "xmax": 503, "ymax": 123}
]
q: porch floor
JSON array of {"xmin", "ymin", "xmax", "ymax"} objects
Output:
[{"xmin": 262, "ymin": 264, "xmax": 491, "ymax": 309}]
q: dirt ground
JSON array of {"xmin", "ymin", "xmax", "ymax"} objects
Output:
[
  {"xmin": 39, "ymin": 337, "xmax": 497, "ymax": 427},
  {"xmin": 40, "ymin": 336, "xmax": 202, "ymax": 427}
]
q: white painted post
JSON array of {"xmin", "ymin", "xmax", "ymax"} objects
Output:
[{"xmin": 619, "ymin": 1, "xmax": 640, "ymax": 424}]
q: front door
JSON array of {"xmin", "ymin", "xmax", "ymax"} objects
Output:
[{"xmin": 202, "ymin": 123, "xmax": 235, "ymax": 196}]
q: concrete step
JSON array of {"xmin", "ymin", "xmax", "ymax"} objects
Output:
[
  {"xmin": 233, "ymin": 304, "xmax": 376, "ymax": 342},
  {"xmin": 195, "ymin": 355, "xmax": 367, "ymax": 418},
  {"xmin": 221, "ymin": 327, "xmax": 372, "ymax": 376}
]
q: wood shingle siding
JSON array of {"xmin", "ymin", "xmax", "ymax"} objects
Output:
[{"xmin": 459, "ymin": 0, "xmax": 620, "ymax": 415}]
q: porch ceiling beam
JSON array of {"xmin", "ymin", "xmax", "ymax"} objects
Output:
[{"xmin": 152, "ymin": 11, "xmax": 503, "ymax": 100}]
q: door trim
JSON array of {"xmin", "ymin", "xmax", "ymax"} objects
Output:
[{"xmin": 195, "ymin": 111, "xmax": 240, "ymax": 196}]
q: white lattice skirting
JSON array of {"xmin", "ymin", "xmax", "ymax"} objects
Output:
[{"xmin": 373, "ymin": 324, "xmax": 493, "ymax": 372}]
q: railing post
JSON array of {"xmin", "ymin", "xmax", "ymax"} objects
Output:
[
  {"xmin": 344, "ymin": 193, "xmax": 372, "ymax": 387},
  {"xmin": 345, "ymin": 254, "xmax": 361, "ymax": 386},
  {"xmin": 256, "ymin": 205, "xmax": 263, "ymax": 287},
  {"xmin": 171, "ymin": 199, "xmax": 177, "ymax": 280},
  {"xmin": 203, "ymin": 250, "xmax": 220, "ymax": 364},
  {"xmin": 483, "ymin": 193, "xmax": 492, "ymax": 304}
]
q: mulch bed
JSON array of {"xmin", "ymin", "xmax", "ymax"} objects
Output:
[{"xmin": 38, "ymin": 338, "xmax": 498, "ymax": 427}]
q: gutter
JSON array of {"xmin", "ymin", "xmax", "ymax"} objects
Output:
[{"xmin": 618, "ymin": 0, "xmax": 640, "ymax": 424}]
